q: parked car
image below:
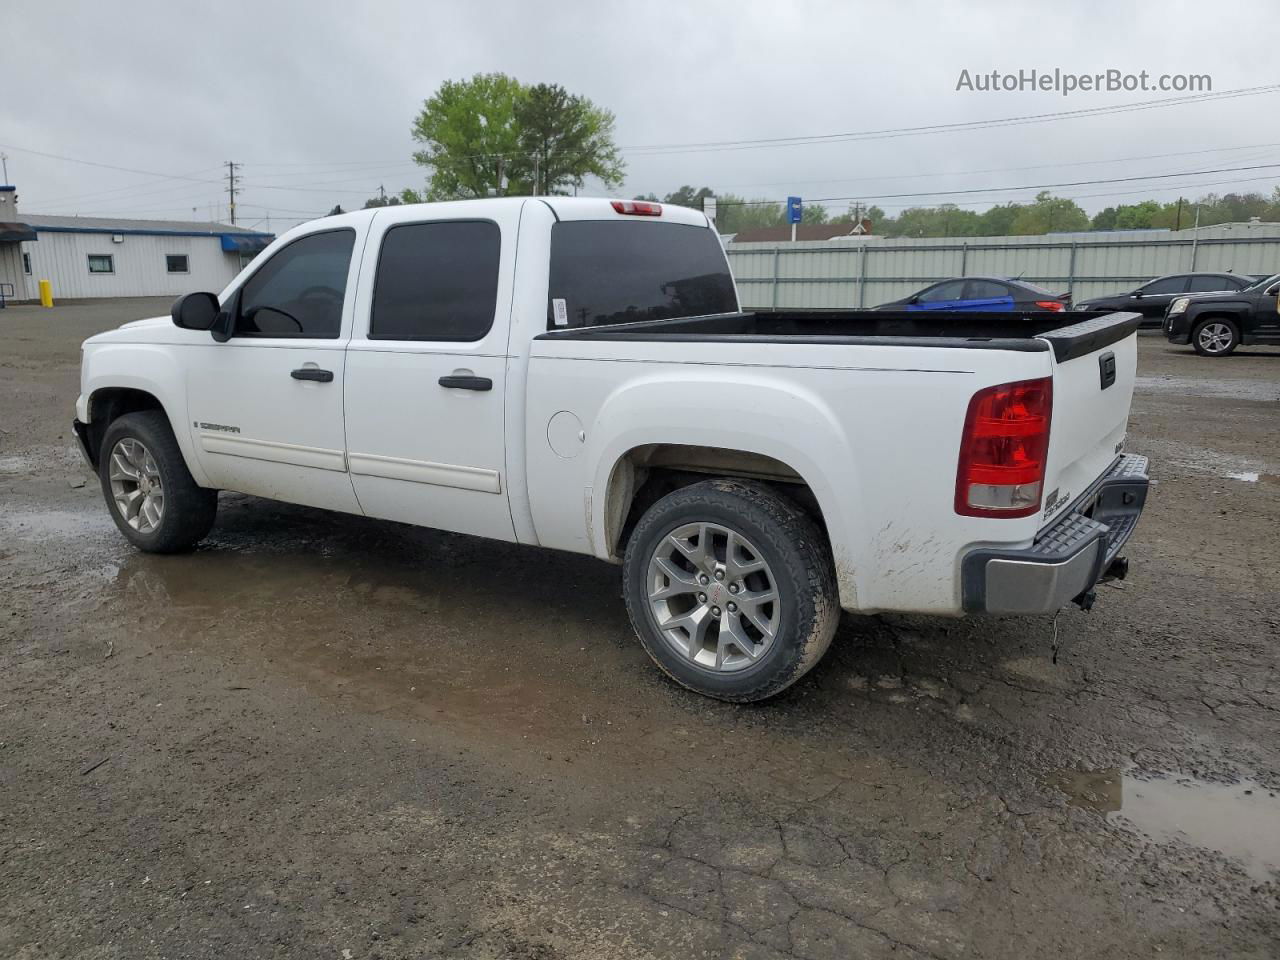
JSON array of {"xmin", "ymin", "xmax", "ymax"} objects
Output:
[
  {"xmin": 874, "ymin": 276, "xmax": 1070, "ymax": 312},
  {"xmin": 1164, "ymin": 272, "xmax": 1280, "ymax": 356},
  {"xmin": 1075, "ymin": 272, "xmax": 1260, "ymax": 326},
  {"xmin": 72, "ymin": 197, "xmax": 1149, "ymax": 702}
]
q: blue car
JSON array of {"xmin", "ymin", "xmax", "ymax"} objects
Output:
[{"xmin": 875, "ymin": 277, "xmax": 1070, "ymax": 313}]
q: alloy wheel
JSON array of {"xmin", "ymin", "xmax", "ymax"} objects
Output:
[
  {"xmin": 108, "ymin": 437, "xmax": 165, "ymax": 533},
  {"xmin": 1197, "ymin": 322, "xmax": 1234, "ymax": 354},
  {"xmin": 646, "ymin": 521, "xmax": 780, "ymax": 672}
]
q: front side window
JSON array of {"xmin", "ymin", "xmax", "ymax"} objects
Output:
[
  {"xmin": 547, "ymin": 221, "xmax": 737, "ymax": 329},
  {"xmin": 87, "ymin": 254, "xmax": 114, "ymax": 274},
  {"xmin": 370, "ymin": 221, "xmax": 501, "ymax": 341},
  {"xmin": 166, "ymin": 254, "xmax": 189, "ymax": 274},
  {"xmin": 235, "ymin": 229, "xmax": 355, "ymax": 338},
  {"xmin": 1140, "ymin": 276, "xmax": 1186, "ymax": 295},
  {"xmin": 917, "ymin": 280, "xmax": 966, "ymax": 303}
]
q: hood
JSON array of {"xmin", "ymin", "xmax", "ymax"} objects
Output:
[
  {"xmin": 83, "ymin": 314, "xmax": 172, "ymax": 346},
  {"xmin": 1179, "ymin": 289, "xmax": 1250, "ymax": 305}
]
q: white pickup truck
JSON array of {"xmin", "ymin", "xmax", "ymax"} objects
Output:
[{"xmin": 74, "ymin": 197, "xmax": 1149, "ymax": 701}]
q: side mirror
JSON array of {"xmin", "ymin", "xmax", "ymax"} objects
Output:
[
  {"xmin": 171, "ymin": 292, "xmax": 221, "ymax": 331},
  {"xmin": 1130, "ymin": 291, "xmax": 1144, "ymax": 299}
]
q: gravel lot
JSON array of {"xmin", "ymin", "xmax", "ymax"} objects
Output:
[{"xmin": 2, "ymin": 298, "xmax": 1278, "ymax": 959}]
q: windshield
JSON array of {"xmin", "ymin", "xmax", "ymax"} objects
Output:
[{"xmin": 1244, "ymin": 273, "xmax": 1280, "ymax": 292}]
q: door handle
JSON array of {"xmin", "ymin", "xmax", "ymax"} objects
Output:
[
  {"xmin": 438, "ymin": 375, "xmax": 492, "ymax": 391},
  {"xmin": 291, "ymin": 368, "xmax": 334, "ymax": 382}
]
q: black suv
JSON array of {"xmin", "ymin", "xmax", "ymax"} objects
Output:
[
  {"xmin": 1164, "ymin": 272, "xmax": 1280, "ymax": 356},
  {"xmin": 1075, "ymin": 272, "xmax": 1260, "ymax": 326}
]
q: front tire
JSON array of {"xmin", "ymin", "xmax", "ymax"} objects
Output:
[
  {"xmin": 98, "ymin": 411, "xmax": 217, "ymax": 553},
  {"xmin": 1191, "ymin": 318, "xmax": 1239, "ymax": 357},
  {"xmin": 622, "ymin": 479, "xmax": 840, "ymax": 702}
]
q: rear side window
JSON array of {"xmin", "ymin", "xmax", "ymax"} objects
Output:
[
  {"xmin": 371, "ymin": 221, "xmax": 500, "ymax": 341},
  {"xmin": 548, "ymin": 221, "xmax": 737, "ymax": 329},
  {"xmin": 965, "ymin": 279, "xmax": 1009, "ymax": 299},
  {"xmin": 1187, "ymin": 275, "xmax": 1236, "ymax": 293},
  {"xmin": 236, "ymin": 229, "xmax": 355, "ymax": 338}
]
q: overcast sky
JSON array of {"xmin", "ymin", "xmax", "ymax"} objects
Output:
[{"xmin": 3, "ymin": 0, "xmax": 1278, "ymax": 231}]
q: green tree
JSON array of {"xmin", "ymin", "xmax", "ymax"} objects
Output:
[
  {"xmin": 363, "ymin": 193, "xmax": 402, "ymax": 209},
  {"xmin": 715, "ymin": 196, "xmax": 787, "ymax": 233},
  {"xmin": 408, "ymin": 73, "xmax": 524, "ymax": 200},
  {"xmin": 1009, "ymin": 192, "xmax": 1089, "ymax": 234},
  {"xmin": 1091, "ymin": 206, "xmax": 1119, "ymax": 231},
  {"xmin": 977, "ymin": 202, "xmax": 1022, "ymax": 236},
  {"xmin": 517, "ymin": 82, "xmax": 624, "ymax": 195},
  {"xmin": 406, "ymin": 74, "xmax": 624, "ymax": 201}
]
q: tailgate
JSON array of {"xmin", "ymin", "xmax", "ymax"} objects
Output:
[{"xmin": 1036, "ymin": 313, "xmax": 1142, "ymax": 528}]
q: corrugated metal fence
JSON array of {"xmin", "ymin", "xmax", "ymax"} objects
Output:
[{"xmin": 725, "ymin": 222, "xmax": 1280, "ymax": 309}]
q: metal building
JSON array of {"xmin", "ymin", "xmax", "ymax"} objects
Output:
[
  {"xmin": 725, "ymin": 221, "xmax": 1280, "ymax": 309},
  {"xmin": 0, "ymin": 185, "xmax": 273, "ymax": 304}
]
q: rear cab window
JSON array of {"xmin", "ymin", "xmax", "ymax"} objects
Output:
[{"xmin": 547, "ymin": 221, "xmax": 737, "ymax": 329}]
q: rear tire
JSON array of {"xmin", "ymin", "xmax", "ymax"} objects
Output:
[
  {"xmin": 622, "ymin": 478, "xmax": 840, "ymax": 702},
  {"xmin": 1191, "ymin": 318, "xmax": 1239, "ymax": 357},
  {"xmin": 98, "ymin": 411, "xmax": 217, "ymax": 553}
]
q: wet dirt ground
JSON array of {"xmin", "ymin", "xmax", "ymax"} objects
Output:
[{"xmin": 2, "ymin": 298, "xmax": 1278, "ymax": 959}]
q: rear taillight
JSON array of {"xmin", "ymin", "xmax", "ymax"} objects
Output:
[
  {"xmin": 1035, "ymin": 300, "xmax": 1065, "ymax": 312},
  {"xmin": 955, "ymin": 377, "xmax": 1053, "ymax": 518},
  {"xmin": 611, "ymin": 200, "xmax": 662, "ymax": 216}
]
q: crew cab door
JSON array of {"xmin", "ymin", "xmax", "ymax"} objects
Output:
[
  {"xmin": 343, "ymin": 204, "xmax": 517, "ymax": 542},
  {"xmin": 185, "ymin": 227, "xmax": 362, "ymax": 514}
]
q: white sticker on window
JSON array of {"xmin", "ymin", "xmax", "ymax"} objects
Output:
[{"xmin": 552, "ymin": 298, "xmax": 568, "ymax": 326}]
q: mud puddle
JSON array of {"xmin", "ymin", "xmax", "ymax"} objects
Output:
[
  {"xmin": 0, "ymin": 505, "xmax": 113, "ymax": 540},
  {"xmin": 1135, "ymin": 375, "xmax": 1280, "ymax": 402},
  {"xmin": 1053, "ymin": 769, "xmax": 1280, "ymax": 882}
]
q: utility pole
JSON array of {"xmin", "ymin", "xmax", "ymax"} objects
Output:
[
  {"xmin": 533, "ymin": 152, "xmax": 540, "ymax": 196},
  {"xmin": 1175, "ymin": 196, "xmax": 1184, "ymax": 231},
  {"xmin": 377, "ymin": 184, "xmax": 387, "ymax": 203},
  {"xmin": 225, "ymin": 161, "xmax": 240, "ymax": 225},
  {"xmin": 0, "ymin": 152, "xmax": 8, "ymax": 184}
]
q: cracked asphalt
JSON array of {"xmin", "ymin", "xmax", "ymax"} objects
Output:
[{"xmin": 2, "ymin": 298, "xmax": 1278, "ymax": 959}]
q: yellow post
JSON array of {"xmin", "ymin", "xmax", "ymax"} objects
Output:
[{"xmin": 38, "ymin": 279, "xmax": 53, "ymax": 308}]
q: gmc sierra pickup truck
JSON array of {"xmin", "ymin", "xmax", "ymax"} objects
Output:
[
  {"xmin": 1164, "ymin": 271, "xmax": 1280, "ymax": 356},
  {"xmin": 74, "ymin": 197, "xmax": 1149, "ymax": 701}
]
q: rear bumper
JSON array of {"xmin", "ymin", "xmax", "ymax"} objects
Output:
[{"xmin": 961, "ymin": 454, "xmax": 1149, "ymax": 614}]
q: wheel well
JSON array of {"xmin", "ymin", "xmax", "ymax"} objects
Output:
[
  {"xmin": 85, "ymin": 388, "xmax": 165, "ymax": 465},
  {"xmin": 1192, "ymin": 313, "xmax": 1241, "ymax": 329},
  {"xmin": 605, "ymin": 443, "xmax": 828, "ymax": 559}
]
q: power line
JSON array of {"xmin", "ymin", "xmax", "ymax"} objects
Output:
[
  {"xmin": 622, "ymin": 84, "xmax": 1280, "ymax": 155},
  {"xmin": 709, "ymin": 141, "xmax": 1280, "ymax": 194},
  {"xmin": 716, "ymin": 160, "xmax": 1280, "ymax": 209}
]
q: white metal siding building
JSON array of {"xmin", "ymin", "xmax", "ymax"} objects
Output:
[{"xmin": 0, "ymin": 188, "xmax": 273, "ymax": 304}]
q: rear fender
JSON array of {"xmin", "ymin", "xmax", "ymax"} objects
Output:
[{"xmin": 590, "ymin": 373, "xmax": 867, "ymax": 609}]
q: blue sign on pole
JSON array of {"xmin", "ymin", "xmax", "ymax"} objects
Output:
[{"xmin": 786, "ymin": 196, "xmax": 802, "ymax": 224}]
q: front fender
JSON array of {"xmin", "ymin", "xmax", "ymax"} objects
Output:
[
  {"xmin": 80, "ymin": 343, "xmax": 209, "ymax": 487},
  {"xmin": 588, "ymin": 371, "xmax": 867, "ymax": 609}
]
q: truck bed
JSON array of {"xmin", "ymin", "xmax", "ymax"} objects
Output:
[{"xmin": 539, "ymin": 309, "xmax": 1142, "ymax": 361}]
